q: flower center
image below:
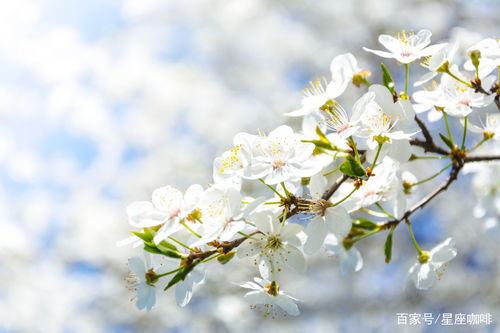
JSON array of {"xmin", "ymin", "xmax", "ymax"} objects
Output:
[
  {"xmin": 272, "ymin": 160, "xmax": 287, "ymax": 169},
  {"xmin": 266, "ymin": 235, "xmax": 283, "ymax": 249},
  {"xmin": 264, "ymin": 281, "xmax": 280, "ymax": 296},
  {"xmin": 219, "ymin": 144, "xmax": 242, "ymax": 174},
  {"xmin": 458, "ymin": 99, "xmax": 471, "ymax": 106}
]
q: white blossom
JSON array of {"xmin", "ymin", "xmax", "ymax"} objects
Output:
[
  {"xmin": 237, "ymin": 211, "xmax": 306, "ymax": 280},
  {"xmin": 324, "ymin": 234, "xmax": 363, "ymax": 275},
  {"xmin": 243, "ymin": 125, "xmax": 321, "ymax": 184},
  {"xmin": 363, "ymin": 29, "xmax": 446, "ymax": 64},
  {"xmin": 408, "ymin": 238, "xmax": 457, "ymax": 290},
  {"xmin": 237, "ymin": 277, "xmax": 300, "ymax": 317}
]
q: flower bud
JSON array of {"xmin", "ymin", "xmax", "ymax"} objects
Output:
[{"xmin": 469, "ymin": 50, "xmax": 481, "ymax": 70}]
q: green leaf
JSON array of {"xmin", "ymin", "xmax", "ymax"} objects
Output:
[
  {"xmin": 217, "ymin": 251, "xmax": 236, "ymax": 264},
  {"xmin": 339, "ymin": 155, "xmax": 367, "ymax": 178},
  {"xmin": 144, "ymin": 244, "xmax": 163, "ymax": 255},
  {"xmin": 164, "ymin": 265, "xmax": 194, "ymax": 291},
  {"xmin": 381, "ymin": 63, "xmax": 396, "ymax": 96},
  {"xmin": 439, "ymin": 133, "xmax": 455, "ymax": 150},
  {"xmin": 384, "ymin": 227, "xmax": 395, "ymax": 264},
  {"xmin": 352, "ymin": 219, "xmax": 378, "ymax": 230},
  {"xmin": 144, "ymin": 243, "xmax": 183, "ymax": 259},
  {"xmin": 158, "ymin": 241, "xmax": 178, "ymax": 251},
  {"xmin": 157, "ymin": 242, "xmax": 183, "ymax": 259},
  {"xmin": 143, "ymin": 227, "xmax": 156, "ymax": 240},
  {"xmin": 130, "ymin": 231, "xmax": 151, "ymax": 243}
]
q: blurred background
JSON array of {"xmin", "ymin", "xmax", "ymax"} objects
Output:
[{"xmin": 0, "ymin": 0, "xmax": 499, "ymax": 332}]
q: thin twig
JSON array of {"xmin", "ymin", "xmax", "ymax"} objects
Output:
[
  {"xmin": 410, "ymin": 115, "xmax": 450, "ymax": 155},
  {"xmin": 464, "ymin": 155, "xmax": 500, "ymax": 163},
  {"xmin": 321, "ymin": 174, "xmax": 349, "ymax": 200},
  {"xmin": 382, "ymin": 163, "xmax": 463, "ymax": 229}
]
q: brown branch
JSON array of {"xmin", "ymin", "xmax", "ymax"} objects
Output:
[
  {"xmin": 383, "ymin": 162, "xmax": 463, "ymax": 229},
  {"xmin": 410, "ymin": 115, "xmax": 450, "ymax": 156},
  {"xmin": 464, "ymin": 155, "xmax": 500, "ymax": 163},
  {"xmin": 472, "ymin": 79, "xmax": 500, "ymax": 111},
  {"xmin": 321, "ymin": 174, "xmax": 349, "ymax": 200},
  {"xmin": 184, "ymin": 231, "xmax": 261, "ymax": 265}
]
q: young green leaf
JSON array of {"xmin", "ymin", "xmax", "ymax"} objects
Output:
[
  {"xmin": 130, "ymin": 231, "xmax": 152, "ymax": 243},
  {"xmin": 439, "ymin": 133, "xmax": 455, "ymax": 150},
  {"xmin": 340, "ymin": 155, "xmax": 367, "ymax": 178},
  {"xmin": 164, "ymin": 265, "xmax": 194, "ymax": 291},
  {"xmin": 381, "ymin": 63, "xmax": 396, "ymax": 96},
  {"xmin": 384, "ymin": 227, "xmax": 395, "ymax": 264},
  {"xmin": 352, "ymin": 219, "xmax": 379, "ymax": 230}
]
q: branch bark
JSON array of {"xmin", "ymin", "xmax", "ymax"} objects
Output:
[{"xmin": 410, "ymin": 115, "xmax": 450, "ymax": 155}]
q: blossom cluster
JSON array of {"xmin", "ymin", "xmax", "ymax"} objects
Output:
[{"xmin": 121, "ymin": 30, "xmax": 499, "ymax": 316}]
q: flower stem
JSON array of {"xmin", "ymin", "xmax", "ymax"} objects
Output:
[
  {"xmin": 331, "ymin": 187, "xmax": 358, "ymax": 207},
  {"xmin": 168, "ymin": 236, "xmax": 195, "ymax": 252},
  {"xmin": 410, "ymin": 155, "xmax": 450, "ymax": 160},
  {"xmin": 445, "ymin": 69, "xmax": 473, "ymax": 88},
  {"xmin": 461, "ymin": 116, "xmax": 468, "ymax": 150},
  {"xmin": 406, "ymin": 222, "xmax": 423, "ymax": 255},
  {"xmin": 181, "ymin": 221, "xmax": 202, "ymax": 238},
  {"xmin": 352, "ymin": 228, "xmax": 383, "ymax": 243},
  {"xmin": 237, "ymin": 231, "xmax": 258, "ymax": 240},
  {"xmin": 375, "ymin": 202, "xmax": 395, "ymax": 219},
  {"xmin": 467, "ymin": 137, "xmax": 490, "ymax": 153},
  {"xmin": 156, "ymin": 267, "xmax": 182, "ymax": 279},
  {"xmin": 411, "ymin": 162, "xmax": 453, "ymax": 186},
  {"xmin": 323, "ymin": 165, "xmax": 342, "ymax": 176},
  {"xmin": 404, "ymin": 63, "xmax": 410, "ymax": 97},
  {"xmin": 371, "ymin": 142, "xmax": 383, "ymax": 170},
  {"xmin": 259, "ymin": 178, "xmax": 283, "ymax": 198},
  {"xmin": 359, "ymin": 207, "xmax": 390, "ymax": 218}
]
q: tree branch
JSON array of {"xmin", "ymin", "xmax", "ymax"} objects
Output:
[
  {"xmin": 321, "ymin": 174, "xmax": 349, "ymax": 200},
  {"xmin": 465, "ymin": 155, "xmax": 500, "ymax": 163},
  {"xmin": 410, "ymin": 116, "xmax": 450, "ymax": 156},
  {"xmin": 383, "ymin": 162, "xmax": 463, "ymax": 228}
]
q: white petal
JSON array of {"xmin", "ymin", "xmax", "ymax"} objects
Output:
[
  {"xmin": 430, "ymin": 238, "xmax": 457, "ymax": 265},
  {"xmin": 128, "ymin": 257, "xmax": 146, "ymax": 277},
  {"xmin": 237, "ymin": 281, "xmax": 262, "ymax": 290},
  {"xmin": 274, "ymin": 295, "xmax": 300, "ymax": 316},
  {"xmin": 175, "ymin": 279, "xmax": 194, "ymax": 307},
  {"xmin": 136, "ymin": 283, "xmax": 156, "ymax": 311},
  {"xmin": 304, "ymin": 218, "xmax": 327, "ymax": 255},
  {"xmin": 362, "ymin": 47, "xmax": 395, "ymax": 59},
  {"xmin": 415, "ymin": 263, "xmax": 438, "ymax": 290},
  {"xmin": 237, "ymin": 238, "xmax": 263, "ymax": 258},
  {"xmin": 280, "ymin": 222, "xmax": 303, "ymax": 247},
  {"xmin": 325, "ymin": 207, "xmax": 351, "ymax": 238},
  {"xmin": 252, "ymin": 211, "xmax": 273, "ymax": 234},
  {"xmin": 183, "ymin": 184, "xmax": 204, "ymax": 211},
  {"xmin": 386, "ymin": 139, "xmax": 412, "ymax": 163},
  {"xmin": 283, "ymin": 246, "xmax": 307, "ymax": 273},
  {"xmin": 152, "ymin": 186, "xmax": 183, "ymax": 214},
  {"xmin": 339, "ymin": 247, "xmax": 363, "ymax": 275},
  {"xmin": 244, "ymin": 291, "xmax": 270, "ymax": 305}
]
